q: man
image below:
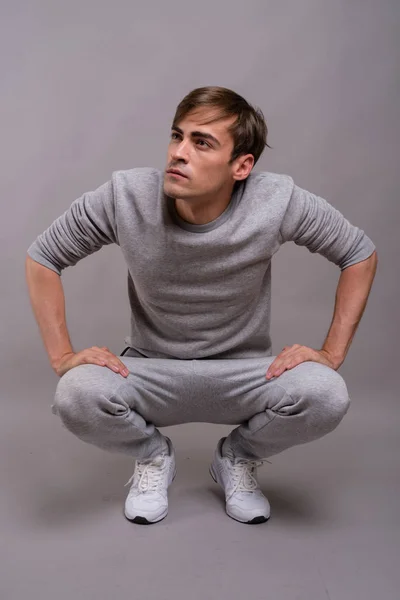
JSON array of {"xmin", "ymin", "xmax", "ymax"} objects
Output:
[{"xmin": 26, "ymin": 86, "xmax": 377, "ymax": 525}]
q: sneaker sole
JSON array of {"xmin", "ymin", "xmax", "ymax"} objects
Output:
[
  {"xmin": 124, "ymin": 469, "xmax": 177, "ymax": 525},
  {"xmin": 125, "ymin": 510, "xmax": 168, "ymax": 525},
  {"xmin": 209, "ymin": 466, "xmax": 270, "ymax": 525}
]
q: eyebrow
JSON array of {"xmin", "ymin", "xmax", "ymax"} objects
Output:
[{"xmin": 172, "ymin": 125, "xmax": 221, "ymax": 147}]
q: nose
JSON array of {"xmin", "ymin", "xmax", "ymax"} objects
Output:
[{"xmin": 171, "ymin": 139, "xmax": 189, "ymax": 163}]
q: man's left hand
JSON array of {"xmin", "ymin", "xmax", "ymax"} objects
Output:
[{"xmin": 265, "ymin": 345, "xmax": 342, "ymax": 380}]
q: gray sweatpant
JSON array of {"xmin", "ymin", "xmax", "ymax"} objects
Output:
[{"xmin": 53, "ymin": 350, "xmax": 350, "ymax": 460}]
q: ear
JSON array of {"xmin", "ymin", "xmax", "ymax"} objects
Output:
[{"xmin": 232, "ymin": 154, "xmax": 255, "ymax": 181}]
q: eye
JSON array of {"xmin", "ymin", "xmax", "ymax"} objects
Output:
[
  {"xmin": 171, "ymin": 132, "xmax": 180, "ymax": 140},
  {"xmin": 197, "ymin": 139, "xmax": 210, "ymax": 148}
]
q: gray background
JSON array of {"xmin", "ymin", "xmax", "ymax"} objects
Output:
[{"xmin": 1, "ymin": 1, "xmax": 398, "ymax": 599}]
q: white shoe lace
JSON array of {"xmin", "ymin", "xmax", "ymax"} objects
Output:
[
  {"xmin": 229, "ymin": 459, "xmax": 265, "ymax": 495},
  {"xmin": 125, "ymin": 457, "xmax": 166, "ymax": 494}
]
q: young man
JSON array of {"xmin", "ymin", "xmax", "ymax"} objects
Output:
[{"xmin": 26, "ymin": 86, "xmax": 377, "ymax": 525}]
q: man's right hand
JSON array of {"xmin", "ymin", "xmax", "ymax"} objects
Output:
[{"xmin": 53, "ymin": 346, "xmax": 130, "ymax": 378}]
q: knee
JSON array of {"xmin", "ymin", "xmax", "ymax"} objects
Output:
[
  {"xmin": 54, "ymin": 364, "xmax": 127, "ymax": 433},
  {"xmin": 53, "ymin": 365, "xmax": 94, "ymax": 431},
  {"xmin": 330, "ymin": 374, "xmax": 351, "ymax": 421},
  {"xmin": 305, "ymin": 363, "xmax": 350, "ymax": 429},
  {"xmin": 280, "ymin": 362, "xmax": 350, "ymax": 430}
]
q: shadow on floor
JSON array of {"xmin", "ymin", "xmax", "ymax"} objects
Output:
[{"xmin": 25, "ymin": 455, "xmax": 329, "ymax": 530}]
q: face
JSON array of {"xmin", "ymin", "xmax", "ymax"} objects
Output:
[{"xmin": 163, "ymin": 108, "xmax": 254, "ymax": 201}]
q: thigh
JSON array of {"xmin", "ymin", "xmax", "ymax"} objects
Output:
[
  {"xmin": 189, "ymin": 357, "xmax": 348, "ymax": 424},
  {"xmin": 118, "ymin": 354, "xmax": 278, "ymax": 426},
  {"xmin": 121, "ymin": 355, "xmax": 277, "ymax": 426},
  {"xmin": 55, "ymin": 357, "xmax": 197, "ymax": 428},
  {"xmin": 187, "ymin": 357, "xmax": 276, "ymax": 424},
  {"xmin": 57, "ymin": 355, "xmax": 347, "ymax": 428}
]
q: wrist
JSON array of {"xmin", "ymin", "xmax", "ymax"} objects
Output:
[
  {"xmin": 51, "ymin": 350, "xmax": 74, "ymax": 371},
  {"xmin": 320, "ymin": 348, "xmax": 345, "ymax": 369}
]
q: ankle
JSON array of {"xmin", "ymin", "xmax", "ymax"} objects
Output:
[{"xmin": 221, "ymin": 438, "xmax": 235, "ymax": 461}]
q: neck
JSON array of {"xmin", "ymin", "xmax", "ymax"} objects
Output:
[{"xmin": 174, "ymin": 183, "xmax": 235, "ymax": 225}]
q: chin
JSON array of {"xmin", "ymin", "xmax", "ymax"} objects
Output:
[
  {"xmin": 163, "ymin": 181, "xmax": 176, "ymax": 197},
  {"xmin": 163, "ymin": 180, "xmax": 187, "ymax": 198}
]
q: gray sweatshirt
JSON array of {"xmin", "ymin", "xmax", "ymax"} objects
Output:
[{"xmin": 27, "ymin": 168, "xmax": 376, "ymax": 360}]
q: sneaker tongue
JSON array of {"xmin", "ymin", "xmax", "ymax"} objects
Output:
[{"xmin": 150, "ymin": 456, "xmax": 164, "ymax": 467}]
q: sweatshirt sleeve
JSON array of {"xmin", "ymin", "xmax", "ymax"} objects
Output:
[
  {"xmin": 279, "ymin": 184, "xmax": 376, "ymax": 270},
  {"xmin": 27, "ymin": 178, "xmax": 118, "ymax": 275}
]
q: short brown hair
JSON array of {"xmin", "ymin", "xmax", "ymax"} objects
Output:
[{"xmin": 172, "ymin": 86, "xmax": 270, "ymax": 166}]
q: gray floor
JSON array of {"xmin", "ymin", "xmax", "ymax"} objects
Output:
[{"xmin": 1, "ymin": 375, "xmax": 398, "ymax": 600}]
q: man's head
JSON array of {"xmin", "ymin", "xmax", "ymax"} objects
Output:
[{"xmin": 163, "ymin": 86, "xmax": 269, "ymax": 201}]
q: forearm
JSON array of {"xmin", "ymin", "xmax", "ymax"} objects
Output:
[
  {"xmin": 321, "ymin": 251, "xmax": 378, "ymax": 367},
  {"xmin": 25, "ymin": 255, "xmax": 74, "ymax": 369}
]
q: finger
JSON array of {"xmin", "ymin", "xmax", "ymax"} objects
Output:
[
  {"xmin": 97, "ymin": 349, "xmax": 129, "ymax": 375},
  {"xmin": 266, "ymin": 350, "xmax": 294, "ymax": 378},
  {"xmin": 266, "ymin": 355, "xmax": 298, "ymax": 379},
  {"xmin": 85, "ymin": 351, "xmax": 130, "ymax": 377},
  {"xmin": 114, "ymin": 357, "xmax": 129, "ymax": 375},
  {"xmin": 270, "ymin": 356, "xmax": 308, "ymax": 378},
  {"xmin": 82, "ymin": 355, "xmax": 108, "ymax": 367},
  {"xmin": 106, "ymin": 365, "xmax": 129, "ymax": 377},
  {"xmin": 266, "ymin": 360, "xmax": 286, "ymax": 379},
  {"xmin": 267, "ymin": 362, "xmax": 289, "ymax": 379},
  {"xmin": 118, "ymin": 361, "xmax": 130, "ymax": 377},
  {"xmin": 266, "ymin": 359, "xmax": 279, "ymax": 379},
  {"xmin": 103, "ymin": 355, "xmax": 130, "ymax": 377}
]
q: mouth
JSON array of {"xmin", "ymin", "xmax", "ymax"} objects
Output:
[{"xmin": 166, "ymin": 169, "xmax": 188, "ymax": 179}]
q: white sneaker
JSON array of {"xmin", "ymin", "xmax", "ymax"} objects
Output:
[
  {"xmin": 210, "ymin": 437, "xmax": 270, "ymax": 524},
  {"xmin": 124, "ymin": 437, "xmax": 176, "ymax": 524}
]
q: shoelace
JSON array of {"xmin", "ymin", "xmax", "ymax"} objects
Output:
[
  {"xmin": 229, "ymin": 459, "xmax": 265, "ymax": 495},
  {"xmin": 125, "ymin": 457, "xmax": 165, "ymax": 494}
]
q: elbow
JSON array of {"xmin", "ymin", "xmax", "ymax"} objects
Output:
[
  {"xmin": 370, "ymin": 250, "xmax": 378, "ymax": 276},
  {"xmin": 25, "ymin": 254, "xmax": 43, "ymax": 271},
  {"xmin": 25, "ymin": 253, "xmax": 37, "ymax": 273},
  {"xmin": 364, "ymin": 250, "xmax": 378, "ymax": 271},
  {"xmin": 341, "ymin": 250, "xmax": 378, "ymax": 274},
  {"xmin": 25, "ymin": 254, "xmax": 61, "ymax": 278}
]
